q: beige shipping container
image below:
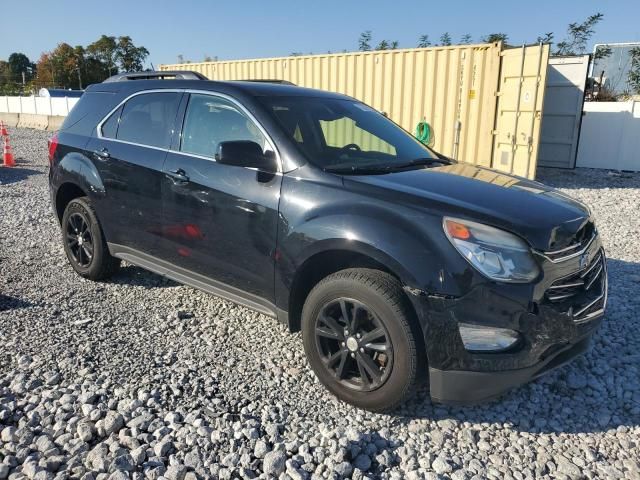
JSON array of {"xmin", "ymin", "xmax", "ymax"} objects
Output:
[{"xmin": 160, "ymin": 43, "xmax": 549, "ymax": 179}]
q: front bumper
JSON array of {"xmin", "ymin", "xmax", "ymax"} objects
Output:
[
  {"xmin": 429, "ymin": 330, "xmax": 597, "ymax": 404},
  {"xmin": 408, "ymin": 236, "xmax": 607, "ymax": 404}
]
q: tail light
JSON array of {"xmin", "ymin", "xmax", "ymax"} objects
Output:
[{"xmin": 48, "ymin": 134, "xmax": 59, "ymax": 165}]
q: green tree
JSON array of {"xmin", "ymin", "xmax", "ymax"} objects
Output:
[
  {"xmin": 359, "ymin": 31, "xmax": 372, "ymax": 51},
  {"xmin": 439, "ymin": 33, "xmax": 452, "ymax": 46},
  {"xmin": 555, "ymin": 13, "xmax": 604, "ymax": 55},
  {"xmin": 482, "ymin": 33, "xmax": 508, "ymax": 44},
  {"xmin": 460, "ymin": 34, "xmax": 473, "ymax": 45},
  {"xmin": 87, "ymin": 35, "xmax": 118, "ymax": 75},
  {"xmin": 376, "ymin": 40, "xmax": 390, "ymax": 50},
  {"xmin": 418, "ymin": 35, "xmax": 431, "ymax": 48},
  {"xmin": 593, "ymin": 44, "xmax": 612, "ymax": 60},
  {"xmin": 536, "ymin": 32, "xmax": 554, "ymax": 44},
  {"xmin": 628, "ymin": 47, "xmax": 640, "ymax": 95},
  {"xmin": 0, "ymin": 61, "xmax": 10, "ymax": 83},
  {"xmin": 51, "ymin": 43, "xmax": 79, "ymax": 88},
  {"xmin": 115, "ymin": 36, "xmax": 149, "ymax": 72},
  {"xmin": 8, "ymin": 53, "xmax": 34, "ymax": 82}
]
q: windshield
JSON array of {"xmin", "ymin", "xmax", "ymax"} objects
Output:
[{"xmin": 260, "ymin": 96, "xmax": 440, "ymax": 173}]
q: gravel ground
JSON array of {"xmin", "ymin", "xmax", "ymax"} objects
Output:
[{"xmin": 1, "ymin": 127, "xmax": 639, "ymax": 480}]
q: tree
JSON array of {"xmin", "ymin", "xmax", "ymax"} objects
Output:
[
  {"xmin": 460, "ymin": 34, "xmax": 473, "ymax": 45},
  {"xmin": 8, "ymin": 53, "xmax": 34, "ymax": 82},
  {"xmin": 35, "ymin": 52, "xmax": 55, "ymax": 87},
  {"xmin": 628, "ymin": 47, "xmax": 640, "ymax": 95},
  {"xmin": 115, "ymin": 36, "xmax": 149, "ymax": 72},
  {"xmin": 0, "ymin": 61, "xmax": 10, "ymax": 84},
  {"xmin": 593, "ymin": 44, "xmax": 612, "ymax": 61},
  {"xmin": 439, "ymin": 33, "xmax": 452, "ymax": 46},
  {"xmin": 482, "ymin": 33, "xmax": 508, "ymax": 44},
  {"xmin": 50, "ymin": 43, "xmax": 79, "ymax": 88},
  {"xmin": 376, "ymin": 40, "xmax": 390, "ymax": 50},
  {"xmin": 87, "ymin": 35, "xmax": 117, "ymax": 76},
  {"xmin": 390, "ymin": 41, "xmax": 399, "ymax": 50},
  {"xmin": 418, "ymin": 35, "xmax": 431, "ymax": 48},
  {"xmin": 359, "ymin": 31, "xmax": 372, "ymax": 51},
  {"xmin": 554, "ymin": 13, "xmax": 604, "ymax": 55},
  {"xmin": 536, "ymin": 32, "xmax": 554, "ymax": 44}
]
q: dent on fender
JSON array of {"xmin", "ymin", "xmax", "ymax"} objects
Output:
[{"xmin": 58, "ymin": 153, "xmax": 106, "ymax": 196}]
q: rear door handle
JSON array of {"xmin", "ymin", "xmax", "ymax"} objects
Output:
[
  {"xmin": 93, "ymin": 147, "xmax": 110, "ymax": 160},
  {"xmin": 166, "ymin": 168, "xmax": 190, "ymax": 183}
]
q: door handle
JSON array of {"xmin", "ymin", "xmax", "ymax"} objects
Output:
[
  {"xmin": 166, "ymin": 168, "xmax": 190, "ymax": 183},
  {"xmin": 93, "ymin": 147, "xmax": 110, "ymax": 160}
]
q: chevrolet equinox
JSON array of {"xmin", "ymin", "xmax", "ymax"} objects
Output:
[{"xmin": 48, "ymin": 71, "xmax": 607, "ymax": 411}]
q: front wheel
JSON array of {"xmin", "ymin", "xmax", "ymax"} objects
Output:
[
  {"xmin": 61, "ymin": 197, "xmax": 120, "ymax": 281},
  {"xmin": 302, "ymin": 268, "xmax": 422, "ymax": 412}
]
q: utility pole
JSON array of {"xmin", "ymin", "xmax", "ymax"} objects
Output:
[
  {"xmin": 21, "ymin": 71, "xmax": 26, "ymax": 85},
  {"xmin": 77, "ymin": 67, "xmax": 82, "ymax": 90}
]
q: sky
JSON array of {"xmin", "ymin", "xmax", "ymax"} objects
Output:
[{"xmin": 1, "ymin": 0, "xmax": 639, "ymax": 66}]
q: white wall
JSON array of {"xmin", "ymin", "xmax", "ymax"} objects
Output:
[
  {"xmin": 577, "ymin": 101, "xmax": 640, "ymax": 171},
  {"xmin": 0, "ymin": 96, "xmax": 80, "ymax": 116}
]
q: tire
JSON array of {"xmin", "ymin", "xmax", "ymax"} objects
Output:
[
  {"xmin": 302, "ymin": 268, "xmax": 423, "ymax": 412},
  {"xmin": 61, "ymin": 196, "xmax": 120, "ymax": 281}
]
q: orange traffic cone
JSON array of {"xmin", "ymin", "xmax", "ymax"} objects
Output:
[
  {"xmin": 3, "ymin": 135, "xmax": 15, "ymax": 167},
  {"xmin": 0, "ymin": 121, "xmax": 8, "ymax": 137}
]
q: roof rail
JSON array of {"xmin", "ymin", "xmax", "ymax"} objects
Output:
[
  {"xmin": 236, "ymin": 79, "xmax": 296, "ymax": 86},
  {"xmin": 103, "ymin": 71, "xmax": 208, "ymax": 83}
]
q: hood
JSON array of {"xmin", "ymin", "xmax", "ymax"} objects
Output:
[{"xmin": 345, "ymin": 163, "xmax": 591, "ymax": 251}]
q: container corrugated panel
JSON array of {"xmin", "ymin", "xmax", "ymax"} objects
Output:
[
  {"xmin": 160, "ymin": 44, "xmax": 503, "ymax": 166},
  {"xmin": 491, "ymin": 44, "xmax": 550, "ymax": 179}
]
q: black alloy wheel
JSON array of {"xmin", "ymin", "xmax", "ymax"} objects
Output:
[
  {"xmin": 314, "ymin": 298, "xmax": 393, "ymax": 391},
  {"xmin": 302, "ymin": 268, "xmax": 422, "ymax": 412},
  {"xmin": 66, "ymin": 212, "xmax": 94, "ymax": 267},
  {"xmin": 61, "ymin": 196, "xmax": 121, "ymax": 280}
]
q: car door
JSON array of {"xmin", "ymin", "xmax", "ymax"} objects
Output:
[
  {"xmin": 86, "ymin": 90, "xmax": 183, "ymax": 257},
  {"xmin": 160, "ymin": 92, "xmax": 282, "ymax": 304}
]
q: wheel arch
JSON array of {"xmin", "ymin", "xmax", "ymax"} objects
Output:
[
  {"xmin": 55, "ymin": 182, "xmax": 87, "ymax": 223},
  {"xmin": 286, "ymin": 241, "xmax": 419, "ymax": 333}
]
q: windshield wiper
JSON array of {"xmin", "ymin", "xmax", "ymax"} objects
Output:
[
  {"xmin": 389, "ymin": 157, "xmax": 451, "ymax": 170},
  {"xmin": 324, "ymin": 157, "xmax": 450, "ymax": 175},
  {"xmin": 323, "ymin": 165, "xmax": 394, "ymax": 174}
]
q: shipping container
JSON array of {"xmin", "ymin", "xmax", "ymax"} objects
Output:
[{"xmin": 161, "ymin": 43, "xmax": 549, "ymax": 179}]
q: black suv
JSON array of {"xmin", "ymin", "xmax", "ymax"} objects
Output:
[{"xmin": 49, "ymin": 71, "xmax": 607, "ymax": 411}]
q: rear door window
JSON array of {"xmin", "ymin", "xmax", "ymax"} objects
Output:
[{"xmin": 116, "ymin": 92, "xmax": 181, "ymax": 149}]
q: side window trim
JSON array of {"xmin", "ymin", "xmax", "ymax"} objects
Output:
[
  {"xmin": 96, "ymin": 88, "xmax": 282, "ymax": 172},
  {"xmin": 95, "ymin": 89, "xmax": 184, "ymax": 152}
]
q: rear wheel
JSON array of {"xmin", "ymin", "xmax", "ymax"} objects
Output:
[
  {"xmin": 302, "ymin": 268, "xmax": 421, "ymax": 412},
  {"xmin": 61, "ymin": 197, "xmax": 120, "ymax": 280}
]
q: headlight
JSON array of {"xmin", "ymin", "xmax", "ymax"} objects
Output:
[{"xmin": 443, "ymin": 217, "xmax": 539, "ymax": 283}]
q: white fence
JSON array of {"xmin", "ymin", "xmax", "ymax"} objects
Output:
[
  {"xmin": 0, "ymin": 96, "xmax": 80, "ymax": 116},
  {"xmin": 577, "ymin": 101, "xmax": 640, "ymax": 172}
]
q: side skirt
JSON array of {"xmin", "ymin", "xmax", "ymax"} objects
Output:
[{"xmin": 108, "ymin": 243, "xmax": 282, "ymax": 320}]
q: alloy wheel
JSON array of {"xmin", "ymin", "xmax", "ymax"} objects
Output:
[
  {"xmin": 314, "ymin": 298, "xmax": 393, "ymax": 391},
  {"xmin": 66, "ymin": 212, "xmax": 94, "ymax": 268}
]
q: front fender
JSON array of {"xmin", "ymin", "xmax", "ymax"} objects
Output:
[{"xmin": 274, "ymin": 172, "xmax": 469, "ymax": 313}]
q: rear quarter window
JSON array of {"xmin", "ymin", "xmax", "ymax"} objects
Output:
[{"xmin": 60, "ymin": 91, "xmax": 117, "ymax": 135}]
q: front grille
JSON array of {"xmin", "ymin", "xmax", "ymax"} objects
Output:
[
  {"xmin": 545, "ymin": 249, "xmax": 607, "ymax": 323},
  {"xmin": 542, "ymin": 222, "xmax": 596, "ymax": 263}
]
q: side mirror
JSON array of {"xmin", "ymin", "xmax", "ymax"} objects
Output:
[{"xmin": 215, "ymin": 141, "xmax": 277, "ymax": 172}]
